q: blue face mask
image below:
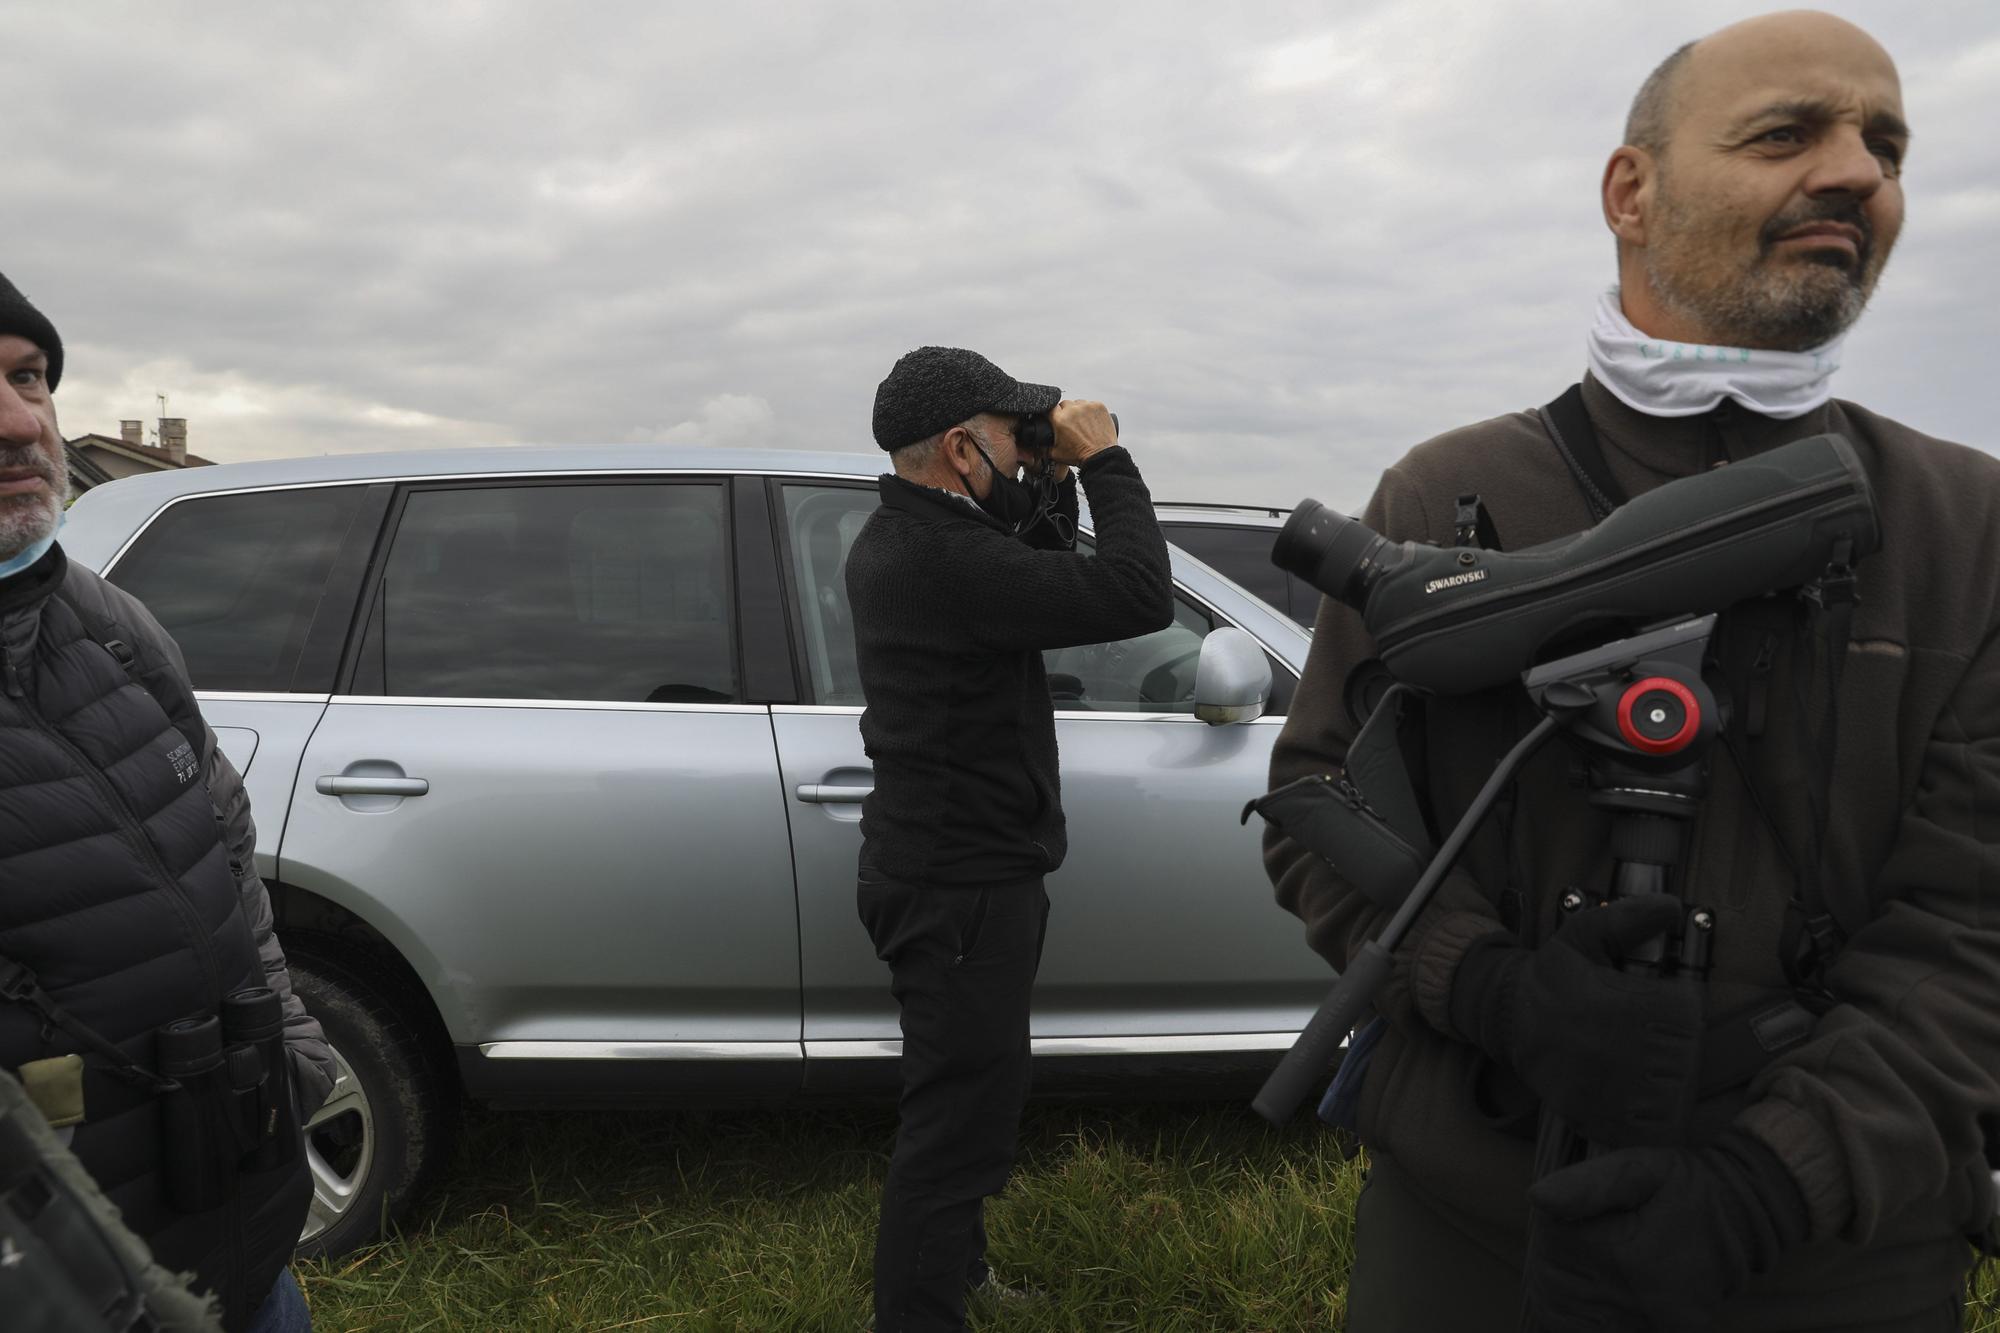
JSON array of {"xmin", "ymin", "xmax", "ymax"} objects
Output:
[{"xmin": 0, "ymin": 513, "xmax": 62, "ymax": 581}]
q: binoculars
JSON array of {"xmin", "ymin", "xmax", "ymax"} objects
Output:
[
  {"xmin": 156, "ymin": 986, "xmax": 298, "ymax": 1213},
  {"xmin": 1014, "ymin": 411, "xmax": 1118, "ymax": 462}
]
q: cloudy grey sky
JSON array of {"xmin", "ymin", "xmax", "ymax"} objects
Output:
[{"xmin": 6, "ymin": 1, "xmax": 1994, "ymax": 511}]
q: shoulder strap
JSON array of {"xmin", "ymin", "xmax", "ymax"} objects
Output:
[
  {"xmin": 0, "ymin": 955, "xmax": 179, "ymax": 1096},
  {"xmin": 1781, "ymin": 542, "xmax": 1860, "ymax": 987},
  {"xmin": 48, "ymin": 583, "xmax": 205, "ymax": 762},
  {"xmin": 1539, "ymin": 383, "xmax": 1628, "ymax": 520}
]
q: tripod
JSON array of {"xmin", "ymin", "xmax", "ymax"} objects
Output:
[
  {"xmin": 1254, "ymin": 613, "xmax": 1725, "ymax": 1127},
  {"xmin": 1511, "ymin": 626, "xmax": 1728, "ymax": 1331},
  {"xmin": 1526, "ymin": 747, "xmax": 1716, "ymax": 1174}
]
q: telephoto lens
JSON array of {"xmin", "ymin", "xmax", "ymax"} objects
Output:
[
  {"xmin": 156, "ymin": 1015, "xmax": 231, "ymax": 1212},
  {"xmin": 221, "ymin": 987, "xmax": 295, "ymax": 1171},
  {"xmin": 1270, "ymin": 500, "xmax": 1402, "ymax": 611}
]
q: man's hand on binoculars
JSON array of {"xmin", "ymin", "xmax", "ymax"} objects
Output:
[
  {"xmin": 1447, "ymin": 895, "xmax": 1702, "ymax": 1147},
  {"xmin": 1525, "ymin": 1127, "xmax": 1809, "ymax": 1332},
  {"xmin": 1049, "ymin": 399, "xmax": 1117, "ymax": 467}
]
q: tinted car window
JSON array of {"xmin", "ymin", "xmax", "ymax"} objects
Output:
[
  {"xmin": 353, "ymin": 482, "xmax": 736, "ymax": 703},
  {"xmin": 109, "ymin": 485, "xmax": 366, "ymax": 692},
  {"xmin": 1159, "ymin": 522, "xmax": 1317, "ymax": 627}
]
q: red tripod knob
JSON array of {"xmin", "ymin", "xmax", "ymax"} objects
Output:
[{"xmin": 1616, "ymin": 677, "xmax": 1700, "ymax": 755}]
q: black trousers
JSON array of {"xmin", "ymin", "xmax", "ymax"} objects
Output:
[{"xmin": 858, "ymin": 874, "xmax": 1050, "ymax": 1333}]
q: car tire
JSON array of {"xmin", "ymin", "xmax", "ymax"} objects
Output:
[{"xmin": 288, "ymin": 946, "xmax": 457, "ymax": 1258}]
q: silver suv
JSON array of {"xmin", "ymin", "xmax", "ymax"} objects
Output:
[{"xmin": 61, "ymin": 446, "xmax": 1323, "ymax": 1256}]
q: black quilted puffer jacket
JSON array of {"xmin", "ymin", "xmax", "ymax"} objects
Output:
[{"xmin": 1, "ymin": 543, "xmax": 334, "ymax": 1330}]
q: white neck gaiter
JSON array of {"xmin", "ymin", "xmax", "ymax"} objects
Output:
[{"xmin": 1586, "ymin": 287, "xmax": 1843, "ymax": 420}]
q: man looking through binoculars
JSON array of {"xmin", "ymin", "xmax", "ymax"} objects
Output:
[
  {"xmin": 849, "ymin": 347, "xmax": 1173, "ymax": 1332},
  {"xmin": 1266, "ymin": 12, "xmax": 2000, "ymax": 1331}
]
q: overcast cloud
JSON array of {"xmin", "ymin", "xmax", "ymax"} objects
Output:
[{"xmin": 5, "ymin": 0, "xmax": 1994, "ymax": 511}]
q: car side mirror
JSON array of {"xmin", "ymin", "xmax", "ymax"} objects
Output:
[{"xmin": 1193, "ymin": 628, "xmax": 1272, "ymax": 725}]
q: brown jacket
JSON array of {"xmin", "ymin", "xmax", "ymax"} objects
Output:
[{"xmin": 1267, "ymin": 376, "xmax": 2000, "ymax": 1262}]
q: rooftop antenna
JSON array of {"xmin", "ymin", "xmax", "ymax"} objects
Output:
[{"xmin": 151, "ymin": 392, "xmax": 168, "ymax": 448}]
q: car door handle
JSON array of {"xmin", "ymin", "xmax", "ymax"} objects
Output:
[
  {"xmin": 316, "ymin": 776, "xmax": 430, "ymax": 797},
  {"xmin": 795, "ymin": 784, "xmax": 872, "ymax": 804}
]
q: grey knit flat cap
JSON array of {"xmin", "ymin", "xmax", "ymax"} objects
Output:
[
  {"xmin": 871, "ymin": 346, "xmax": 1060, "ymax": 450},
  {"xmin": 0, "ymin": 271, "xmax": 62, "ymax": 391}
]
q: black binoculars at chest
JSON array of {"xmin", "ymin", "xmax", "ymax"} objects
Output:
[{"xmin": 156, "ymin": 985, "xmax": 298, "ymax": 1213}]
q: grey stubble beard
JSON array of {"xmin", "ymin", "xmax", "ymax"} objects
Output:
[
  {"xmin": 0, "ymin": 445, "xmax": 66, "ymax": 562},
  {"xmin": 1644, "ymin": 175, "xmax": 1883, "ymax": 352}
]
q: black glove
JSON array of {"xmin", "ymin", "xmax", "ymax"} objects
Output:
[
  {"xmin": 1448, "ymin": 894, "xmax": 1700, "ymax": 1146},
  {"xmin": 1525, "ymin": 1127, "xmax": 1810, "ymax": 1333}
]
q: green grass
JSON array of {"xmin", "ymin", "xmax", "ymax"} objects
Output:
[
  {"xmin": 295, "ymin": 1103, "xmax": 1357, "ymax": 1331},
  {"xmin": 296, "ymin": 1104, "xmax": 2000, "ymax": 1331}
]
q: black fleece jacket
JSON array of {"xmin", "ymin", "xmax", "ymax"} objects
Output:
[{"xmin": 847, "ymin": 445, "xmax": 1173, "ymax": 886}]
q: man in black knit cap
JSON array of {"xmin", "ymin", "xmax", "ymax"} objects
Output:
[
  {"xmin": 849, "ymin": 346, "xmax": 1173, "ymax": 1332},
  {"xmin": 0, "ymin": 270, "xmax": 333, "ymax": 1332}
]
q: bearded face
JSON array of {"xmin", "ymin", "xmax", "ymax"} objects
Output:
[
  {"xmin": 0, "ymin": 336, "xmax": 67, "ymax": 562},
  {"xmin": 1643, "ymin": 161, "xmax": 1893, "ymax": 351},
  {"xmin": 0, "ymin": 446, "xmax": 65, "ymax": 559}
]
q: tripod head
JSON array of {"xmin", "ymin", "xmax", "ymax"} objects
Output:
[{"xmin": 1525, "ymin": 615, "xmax": 1718, "ymax": 774}]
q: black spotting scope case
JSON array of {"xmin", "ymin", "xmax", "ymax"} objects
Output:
[
  {"xmin": 1242, "ymin": 683, "xmax": 1435, "ymax": 912},
  {"xmin": 1369, "ymin": 434, "xmax": 1878, "ymax": 695}
]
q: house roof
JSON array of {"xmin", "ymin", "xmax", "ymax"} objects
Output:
[
  {"xmin": 66, "ymin": 433, "xmax": 214, "ymax": 470},
  {"xmin": 62, "ymin": 440, "xmax": 117, "ymax": 489}
]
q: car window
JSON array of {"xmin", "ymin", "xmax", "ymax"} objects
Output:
[
  {"xmin": 351, "ymin": 481, "xmax": 736, "ymax": 703},
  {"xmin": 779, "ymin": 483, "xmax": 878, "ymax": 705},
  {"xmin": 776, "ymin": 487, "xmax": 1287, "ymax": 715},
  {"xmin": 1043, "ymin": 597, "xmax": 1214, "ymax": 712},
  {"xmin": 109, "ymin": 485, "xmax": 366, "ymax": 692},
  {"xmin": 1158, "ymin": 522, "xmax": 1318, "ymax": 627}
]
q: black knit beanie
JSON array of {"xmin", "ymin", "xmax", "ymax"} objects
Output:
[
  {"xmin": 871, "ymin": 346, "xmax": 1059, "ymax": 450},
  {"xmin": 0, "ymin": 272, "xmax": 62, "ymax": 390}
]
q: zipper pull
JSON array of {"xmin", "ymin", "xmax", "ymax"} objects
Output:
[
  {"xmin": 1335, "ymin": 777, "xmax": 1380, "ymax": 819},
  {"xmin": 2, "ymin": 645, "xmax": 22, "ymax": 699}
]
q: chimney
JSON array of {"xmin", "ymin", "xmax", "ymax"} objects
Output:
[
  {"xmin": 157, "ymin": 418, "xmax": 187, "ymax": 465},
  {"xmin": 120, "ymin": 420, "xmax": 144, "ymax": 446}
]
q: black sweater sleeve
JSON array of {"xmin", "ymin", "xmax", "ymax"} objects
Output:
[{"xmin": 965, "ymin": 446, "xmax": 1174, "ymax": 653}]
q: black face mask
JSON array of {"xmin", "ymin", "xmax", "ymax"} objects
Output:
[{"xmin": 968, "ymin": 439, "xmax": 1040, "ymax": 533}]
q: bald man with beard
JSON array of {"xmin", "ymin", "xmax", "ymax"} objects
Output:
[{"xmin": 1267, "ymin": 13, "xmax": 2000, "ymax": 1331}]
